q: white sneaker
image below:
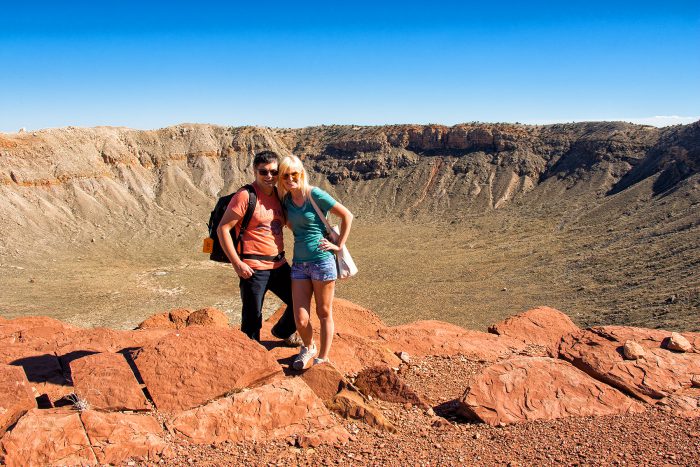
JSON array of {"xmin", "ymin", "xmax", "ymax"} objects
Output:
[
  {"xmin": 313, "ymin": 357, "xmax": 329, "ymax": 366},
  {"xmin": 292, "ymin": 343, "xmax": 317, "ymax": 370}
]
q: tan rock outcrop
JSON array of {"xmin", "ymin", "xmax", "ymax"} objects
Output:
[
  {"xmin": 354, "ymin": 366, "xmax": 426, "ymax": 408},
  {"xmin": 168, "ymin": 378, "xmax": 349, "ymax": 445},
  {"xmin": 488, "ymin": 306, "xmax": 579, "ymax": 356},
  {"xmin": 458, "ymin": 357, "xmax": 644, "ymax": 426},
  {"xmin": 0, "ymin": 365, "xmax": 36, "ymax": 436},
  {"xmin": 623, "ymin": 340, "xmax": 646, "ymax": 360},
  {"xmin": 186, "ymin": 307, "xmax": 229, "ymax": 328},
  {"xmin": 299, "ymin": 362, "xmax": 346, "ymax": 401},
  {"xmin": 81, "ymin": 410, "xmax": 171, "ymax": 463},
  {"xmin": 560, "ymin": 328, "xmax": 700, "ymax": 403},
  {"xmin": 377, "ymin": 320, "xmax": 530, "ymax": 360},
  {"xmin": 133, "ymin": 326, "xmax": 282, "ymax": 412},
  {"xmin": 69, "ymin": 352, "xmax": 148, "ymax": 411},
  {"xmin": 667, "ymin": 332, "xmax": 693, "ymax": 352},
  {"xmin": 0, "ymin": 409, "xmax": 96, "ymax": 466},
  {"xmin": 326, "ymin": 389, "xmax": 397, "ymax": 433}
]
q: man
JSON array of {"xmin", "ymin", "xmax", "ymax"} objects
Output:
[{"xmin": 217, "ymin": 150, "xmax": 300, "ymax": 344}]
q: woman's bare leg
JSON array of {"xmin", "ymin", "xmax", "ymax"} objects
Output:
[
  {"xmin": 292, "ymin": 279, "xmax": 314, "ymax": 347},
  {"xmin": 312, "ymin": 279, "xmax": 335, "ymax": 360}
]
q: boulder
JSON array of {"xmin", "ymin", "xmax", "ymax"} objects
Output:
[
  {"xmin": 326, "ymin": 389, "xmax": 397, "ymax": 433},
  {"xmin": 0, "ymin": 409, "xmax": 96, "ymax": 466},
  {"xmin": 133, "ymin": 326, "xmax": 282, "ymax": 412},
  {"xmin": 377, "ymin": 320, "xmax": 531, "ymax": 360},
  {"xmin": 299, "ymin": 362, "xmax": 346, "ymax": 401},
  {"xmin": 354, "ymin": 366, "xmax": 426, "ymax": 408},
  {"xmin": 138, "ymin": 308, "xmax": 191, "ymax": 330},
  {"xmin": 623, "ymin": 340, "xmax": 646, "ymax": 360},
  {"xmin": 69, "ymin": 352, "xmax": 148, "ymax": 411},
  {"xmin": 458, "ymin": 357, "xmax": 645, "ymax": 426},
  {"xmin": 656, "ymin": 388, "xmax": 700, "ymax": 419},
  {"xmin": 487, "ymin": 306, "xmax": 579, "ymax": 356},
  {"xmin": 168, "ymin": 378, "xmax": 349, "ymax": 445},
  {"xmin": 0, "ymin": 365, "xmax": 36, "ymax": 436},
  {"xmin": 667, "ymin": 332, "xmax": 693, "ymax": 352},
  {"xmin": 560, "ymin": 327, "xmax": 700, "ymax": 403},
  {"xmin": 81, "ymin": 410, "xmax": 171, "ymax": 464},
  {"xmin": 186, "ymin": 307, "xmax": 229, "ymax": 328}
]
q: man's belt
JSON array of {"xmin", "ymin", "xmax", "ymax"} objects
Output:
[{"xmin": 240, "ymin": 251, "xmax": 285, "ymax": 262}]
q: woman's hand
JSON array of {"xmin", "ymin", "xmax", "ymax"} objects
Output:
[{"xmin": 318, "ymin": 237, "xmax": 340, "ymax": 252}]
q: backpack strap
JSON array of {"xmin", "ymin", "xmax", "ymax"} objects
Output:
[{"xmin": 234, "ymin": 184, "xmax": 256, "ymax": 256}]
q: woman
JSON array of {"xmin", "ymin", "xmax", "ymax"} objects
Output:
[{"xmin": 277, "ymin": 155, "xmax": 354, "ymax": 370}]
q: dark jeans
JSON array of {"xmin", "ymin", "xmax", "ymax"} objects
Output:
[{"xmin": 239, "ymin": 262, "xmax": 296, "ymax": 342}]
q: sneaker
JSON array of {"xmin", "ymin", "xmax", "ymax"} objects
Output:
[
  {"xmin": 283, "ymin": 332, "xmax": 304, "ymax": 347},
  {"xmin": 292, "ymin": 343, "xmax": 317, "ymax": 370},
  {"xmin": 313, "ymin": 357, "xmax": 329, "ymax": 366}
]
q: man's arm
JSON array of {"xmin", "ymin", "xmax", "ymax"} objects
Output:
[{"xmin": 217, "ymin": 209, "xmax": 254, "ymax": 279}]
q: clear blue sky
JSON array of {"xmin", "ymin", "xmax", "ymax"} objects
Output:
[{"xmin": 1, "ymin": 1, "xmax": 698, "ymax": 132}]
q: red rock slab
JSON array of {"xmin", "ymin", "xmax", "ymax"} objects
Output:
[
  {"xmin": 186, "ymin": 307, "xmax": 229, "ymax": 328},
  {"xmin": 0, "ymin": 316, "xmax": 78, "ymax": 350},
  {"xmin": 133, "ymin": 326, "xmax": 283, "ymax": 412},
  {"xmin": 168, "ymin": 378, "xmax": 349, "ymax": 445},
  {"xmin": 656, "ymin": 388, "xmax": 700, "ymax": 419},
  {"xmin": 81, "ymin": 410, "xmax": 170, "ymax": 464},
  {"xmin": 0, "ymin": 409, "xmax": 96, "ymax": 466},
  {"xmin": 488, "ymin": 306, "xmax": 579, "ymax": 356},
  {"xmin": 267, "ymin": 331, "xmax": 401, "ymax": 375},
  {"xmin": 559, "ymin": 329, "xmax": 700, "ymax": 403},
  {"xmin": 458, "ymin": 357, "xmax": 645, "ymax": 426},
  {"xmin": 69, "ymin": 352, "xmax": 148, "ymax": 411},
  {"xmin": 0, "ymin": 343, "xmax": 70, "ymax": 404},
  {"xmin": 262, "ymin": 298, "xmax": 387, "ymax": 341},
  {"xmin": 299, "ymin": 362, "xmax": 346, "ymax": 401},
  {"xmin": 0, "ymin": 365, "xmax": 36, "ymax": 436},
  {"xmin": 591, "ymin": 326, "xmax": 699, "ymax": 353},
  {"xmin": 354, "ymin": 366, "xmax": 427, "ymax": 408},
  {"xmin": 55, "ymin": 327, "xmax": 172, "ymax": 368},
  {"xmin": 377, "ymin": 320, "xmax": 530, "ymax": 360}
]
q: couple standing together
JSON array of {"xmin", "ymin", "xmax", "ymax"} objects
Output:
[{"xmin": 217, "ymin": 151, "xmax": 353, "ymax": 370}]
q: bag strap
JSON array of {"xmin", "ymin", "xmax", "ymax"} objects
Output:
[
  {"xmin": 235, "ymin": 184, "xmax": 257, "ymax": 255},
  {"xmin": 307, "ymin": 188, "xmax": 333, "ymax": 235}
]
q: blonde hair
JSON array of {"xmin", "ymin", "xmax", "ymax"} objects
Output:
[{"xmin": 277, "ymin": 155, "xmax": 311, "ymax": 199}]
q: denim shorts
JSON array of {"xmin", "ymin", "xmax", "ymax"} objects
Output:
[{"xmin": 291, "ymin": 256, "xmax": 338, "ymax": 281}]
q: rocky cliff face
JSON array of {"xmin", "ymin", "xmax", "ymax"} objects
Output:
[{"xmin": 1, "ymin": 121, "xmax": 692, "ymax": 247}]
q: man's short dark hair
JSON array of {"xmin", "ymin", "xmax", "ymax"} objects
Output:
[{"xmin": 254, "ymin": 150, "xmax": 280, "ymax": 167}]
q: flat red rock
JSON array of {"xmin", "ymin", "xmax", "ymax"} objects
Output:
[
  {"xmin": 0, "ymin": 409, "xmax": 96, "ymax": 466},
  {"xmin": 377, "ymin": 320, "xmax": 530, "ymax": 360},
  {"xmin": 69, "ymin": 352, "xmax": 148, "ymax": 411},
  {"xmin": 459, "ymin": 357, "xmax": 645, "ymax": 426},
  {"xmin": 132, "ymin": 326, "xmax": 283, "ymax": 412},
  {"xmin": 81, "ymin": 410, "xmax": 171, "ymax": 464},
  {"xmin": 0, "ymin": 365, "xmax": 36, "ymax": 436},
  {"xmin": 488, "ymin": 306, "xmax": 579, "ymax": 356},
  {"xmin": 299, "ymin": 362, "xmax": 346, "ymax": 401},
  {"xmin": 168, "ymin": 378, "xmax": 349, "ymax": 445},
  {"xmin": 560, "ymin": 327, "xmax": 700, "ymax": 403}
]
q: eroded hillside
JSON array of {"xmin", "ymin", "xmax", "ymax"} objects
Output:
[{"xmin": 0, "ymin": 122, "xmax": 698, "ymax": 330}]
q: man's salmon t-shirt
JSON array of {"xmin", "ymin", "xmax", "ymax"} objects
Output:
[{"xmin": 226, "ymin": 184, "xmax": 286, "ymax": 270}]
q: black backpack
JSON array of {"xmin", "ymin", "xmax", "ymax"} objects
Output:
[{"xmin": 207, "ymin": 184, "xmax": 257, "ymax": 262}]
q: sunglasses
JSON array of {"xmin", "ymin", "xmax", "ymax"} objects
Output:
[
  {"xmin": 257, "ymin": 169, "xmax": 279, "ymax": 177},
  {"xmin": 282, "ymin": 172, "xmax": 300, "ymax": 180}
]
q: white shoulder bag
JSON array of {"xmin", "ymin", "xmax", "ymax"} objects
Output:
[{"xmin": 308, "ymin": 191, "xmax": 358, "ymax": 279}]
